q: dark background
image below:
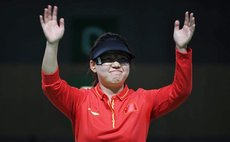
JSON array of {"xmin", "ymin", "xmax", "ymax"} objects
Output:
[{"xmin": 0, "ymin": 0, "xmax": 230, "ymax": 142}]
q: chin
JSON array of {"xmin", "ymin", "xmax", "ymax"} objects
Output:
[
  {"xmin": 112, "ymin": 78, "xmax": 123, "ymax": 83},
  {"xmin": 112, "ymin": 81, "xmax": 125, "ymax": 86}
]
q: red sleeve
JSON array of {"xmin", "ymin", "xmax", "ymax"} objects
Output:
[
  {"xmin": 41, "ymin": 68, "xmax": 85, "ymax": 120},
  {"xmin": 151, "ymin": 48, "xmax": 192, "ymax": 119}
]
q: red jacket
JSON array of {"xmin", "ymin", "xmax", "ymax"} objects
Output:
[{"xmin": 41, "ymin": 49, "xmax": 192, "ymax": 142}]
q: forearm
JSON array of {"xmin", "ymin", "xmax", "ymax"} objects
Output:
[
  {"xmin": 151, "ymin": 49, "xmax": 192, "ymax": 118},
  {"xmin": 172, "ymin": 48, "xmax": 192, "ymax": 96},
  {"xmin": 42, "ymin": 41, "xmax": 59, "ymax": 74}
]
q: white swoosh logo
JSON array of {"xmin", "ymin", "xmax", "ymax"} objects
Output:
[{"xmin": 88, "ymin": 108, "xmax": 100, "ymax": 116}]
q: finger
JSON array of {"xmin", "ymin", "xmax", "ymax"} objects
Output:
[
  {"xmin": 192, "ymin": 17, "xmax": 196, "ymax": 27},
  {"xmin": 174, "ymin": 20, "xmax": 180, "ymax": 31},
  {"xmin": 44, "ymin": 8, "xmax": 48, "ymax": 23},
  {"xmin": 189, "ymin": 13, "xmax": 195, "ymax": 26},
  {"xmin": 48, "ymin": 5, "xmax": 52, "ymax": 21},
  {"xmin": 191, "ymin": 23, "xmax": 196, "ymax": 32},
  {"xmin": 190, "ymin": 18, "xmax": 196, "ymax": 32},
  {"xmin": 59, "ymin": 18, "xmax": 65, "ymax": 29},
  {"xmin": 188, "ymin": 12, "xmax": 195, "ymax": 32},
  {"xmin": 184, "ymin": 11, "xmax": 189, "ymax": 26},
  {"xmin": 39, "ymin": 15, "xmax": 45, "ymax": 27},
  {"xmin": 52, "ymin": 6, "xmax": 58, "ymax": 21}
]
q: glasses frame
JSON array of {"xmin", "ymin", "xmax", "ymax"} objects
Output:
[{"xmin": 95, "ymin": 57, "xmax": 130, "ymax": 66}]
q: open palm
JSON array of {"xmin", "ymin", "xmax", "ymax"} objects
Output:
[
  {"xmin": 40, "ymin": 5, "xmax": 64, "ymax": 44},
  {"xmin": 173, "ymin": 12, "xmax": 195, "ymax": 48}
]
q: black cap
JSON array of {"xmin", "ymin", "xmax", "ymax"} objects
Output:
[{"xmin": 90, "ymin": 39, "xmax": 135, "ymax": 60}]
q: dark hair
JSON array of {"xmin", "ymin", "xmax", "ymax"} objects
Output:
[{"xmin": 89, "ymin": 32, "xmax": 133, "ymax": 87}]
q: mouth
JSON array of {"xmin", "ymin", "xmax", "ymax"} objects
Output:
[
  {"xmin": 110, "ymin": 70, "xmax": 122, "ymax": 74},
  {"xmin": 110, "ymin": 69, "xmax": 122, "ymax": 72}
]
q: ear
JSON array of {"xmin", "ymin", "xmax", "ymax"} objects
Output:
[{"xmin": 90, "ymin": 60, "xmax": 97, "ymax": 73}]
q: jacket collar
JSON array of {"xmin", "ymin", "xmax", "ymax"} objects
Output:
[{"xmin": 94, "ymin": 83, "xmax": 130, "ymax": 101}]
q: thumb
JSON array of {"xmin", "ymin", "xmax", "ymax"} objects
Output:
[
  {"xmin": 174, "ymin": 20, "xmax": 180, "ymax": 31},
  {"xmin": 39, "ymin": 15, "xmax": 45, "ymax": 28},
  {"xmin": 59, "ymin": 18, "xmax": 65, "ymax": 29}
]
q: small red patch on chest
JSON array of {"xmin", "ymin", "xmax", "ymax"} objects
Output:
[{"xmin": 125, "ymin": 103, "xmax": 137, "ymax": 113}]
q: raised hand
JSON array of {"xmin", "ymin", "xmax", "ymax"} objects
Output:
[
  {"xmin": 173, "ymin": 11, "xmax": 195, "ymax": 49},
  {"xmin": 39, "ymin": 5, "xmax": 65, "ymax": 44}
]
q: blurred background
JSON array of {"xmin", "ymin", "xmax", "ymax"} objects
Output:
[{"xmin": 0, "ymin": 0, "xmax": 230, "ymax": 142}]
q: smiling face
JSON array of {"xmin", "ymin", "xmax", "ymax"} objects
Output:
[{"xmin": 90, "ymin": 51, "xmax": 131, "ymax": 88}]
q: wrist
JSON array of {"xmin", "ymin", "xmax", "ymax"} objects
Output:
[
  {"xmin": 46, "ymin": 41, "xmax": 59, "ymax": 48},
  {"xmin": 176, "ymin": 45, "xmax": 188, "ymax": 53}
]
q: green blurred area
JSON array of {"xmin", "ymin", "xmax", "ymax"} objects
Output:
[{"xmin": 71, "ymin": 18, "xmax": 118, "ymax": 62}]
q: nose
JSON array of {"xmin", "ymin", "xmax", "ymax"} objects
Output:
[{"xmin": 111, "ymin": 61, "xmax": 121, "ymax": 68}]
